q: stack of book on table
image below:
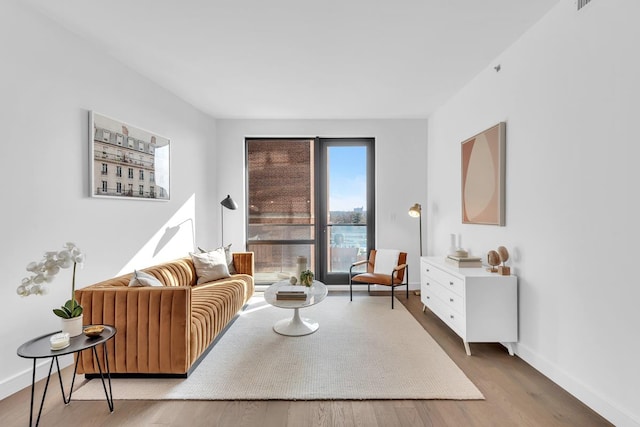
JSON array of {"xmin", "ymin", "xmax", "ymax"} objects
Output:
[
  {"xmin": 445, "ymin": 255, "xmax": 482, "ymax": 268},
  {"xmin": 276, "ymin": 286, "xmax": 308, "ymax": 300}
]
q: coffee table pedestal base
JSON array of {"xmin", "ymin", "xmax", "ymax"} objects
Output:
[{"xmin": 273, "ymin": 308, "xmax": 319, "ymax": 336}]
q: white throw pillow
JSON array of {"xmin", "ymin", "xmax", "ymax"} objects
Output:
[
  {"xmin": 128, "ymin": 270, "xmax": 163, "ymax": 287},
  {"xmin": 198, "ymin": 244, "xmax": 236, "ymax": 275},
  {"xmin": 191, "ymin": 249, "xmax": 230, "ymax": 284}
]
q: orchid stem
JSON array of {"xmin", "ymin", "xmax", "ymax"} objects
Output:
[{"xmin": 72, "ymin": 262, "xmax": 76, "ymax": 305}]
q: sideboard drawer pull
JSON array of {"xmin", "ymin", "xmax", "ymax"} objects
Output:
[
  {"xmin": 449, "ymin": 298, "xmax": 454, "ymax": 302},
  {"xmin": 449, "ymin": 281, "xmax": 454, "ymax": 286},
  {"xmin": 450, "ymin": 314, "xmax": 455, "ymax": 319}
]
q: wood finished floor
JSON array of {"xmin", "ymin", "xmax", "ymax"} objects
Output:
[{"xmin": 0, "ymin": 293, "xmax": 612, "ymax": 427}]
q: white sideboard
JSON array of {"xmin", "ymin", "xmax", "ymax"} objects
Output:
[{"xmin": 420, "ymin": 256, "xmax": 518, "ymax": 356}]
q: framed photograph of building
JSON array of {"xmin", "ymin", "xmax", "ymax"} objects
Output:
[
  {"xmin": 461, "ymin": 122, "xmax": 506, "ymax": 225},
  {"xmin": 90, "ymin": 111, "xmax": 170, "ymax": 201}
]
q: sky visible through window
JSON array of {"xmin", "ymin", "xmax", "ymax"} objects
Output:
[{"xmin": 329, "ymin": 146, "xmax": 366, "ymax": 212}]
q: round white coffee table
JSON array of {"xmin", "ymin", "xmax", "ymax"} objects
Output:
[{"xmin": 264, "ymin": 280, "xmax": 328, "ymax": 336}]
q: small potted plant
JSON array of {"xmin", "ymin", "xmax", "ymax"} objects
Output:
[
  {"xmin": 299, "ymin": 270, "xmax": 314, "ymax": 287},
  {"xmin": 17, "ymin": 242, "xmax": 85, "ymax": 336}
]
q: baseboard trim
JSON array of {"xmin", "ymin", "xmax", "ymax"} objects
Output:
[
  {"xmin": 0, "ymin": 354, "xmax": 74, "ymax": 400},
  {"xmin": 515, "ymin": 343, "xmax": 639, "ymax": 427}
]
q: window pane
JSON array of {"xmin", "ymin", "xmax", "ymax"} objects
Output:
[
  {"xmin": 328, "ymin": 225, "xmax": 367, "ymax": 272},
  {"xmin": 247, "ymin": 243, "xmax": 314, "ymax": 284},
  {"xmin": 327, "ymin": 146, "xmax": 368, "ymax": 274},
  {"xmin": 247, "ymin": 139, "xmax": 314, "ymax": 226},
  {"xmin": 247, "ymin": 138, "xmax": 315, "ymax": 283}
]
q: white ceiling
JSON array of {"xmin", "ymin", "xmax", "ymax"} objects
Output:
[{"xmin": 25, "ymin": 0, "xmax": 560, "ymax": 119}]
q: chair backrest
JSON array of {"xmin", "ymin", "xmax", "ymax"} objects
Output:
[{"xmin": 367, "ymin": 249, "xmax": 408, "ymax": 282}]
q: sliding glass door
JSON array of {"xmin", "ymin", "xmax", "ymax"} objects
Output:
[{"xmin": 246, "ymin": 137, "xmax": 374, "ymax": 285}]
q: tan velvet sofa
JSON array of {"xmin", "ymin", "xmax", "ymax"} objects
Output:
[{"xmin": 75, "ymin": 252, "xmax": 254, "ymax": 377}]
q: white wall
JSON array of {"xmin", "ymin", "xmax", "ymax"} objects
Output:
[
  {"xmin": 215, "ymin": 119, "xmax": 428, "ymax": 280},
  {"xmin": 427, "ymin": 0, "xmax": 640, "ymax": 425},
  {"xmin": 0, "ymin": 1, "xmax": 217, "ymax": 399}
]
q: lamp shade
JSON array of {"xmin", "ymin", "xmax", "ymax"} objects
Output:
[
  {"xmin": 408, "ymin": 203, "xmax": 421, "ymax": 218},
  {"xmin": 220, "ymin": 195, "xmax": 238, "ymax": 210}
]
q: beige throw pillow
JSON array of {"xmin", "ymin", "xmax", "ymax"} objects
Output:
[
  {"xmin": 198, "ymin": 244, "xmax": 236, "ymax": 275},
  {"xmin": 191, "ymin": 249, "xmax": 230, "ymax": 284},
  {"xmin": 129, "ymin": 270, "xmax": 163, "ymax": 287}
]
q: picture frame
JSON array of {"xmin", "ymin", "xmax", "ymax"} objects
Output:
[
  {"xmin": 461, "ymin": 122, "xmax": 506, "ymax": 226},
  {"xmin": 90, "ymin": 111, "xmax": 170, "ymax": 201}
]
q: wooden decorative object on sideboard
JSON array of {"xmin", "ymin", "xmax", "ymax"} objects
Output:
[
  {"xmin": 420, "ymin": 256, "xmax": 518, "ymax": 356},
  {"xmin": 497, "ymin": 245, "xmax": 511, "ymax": 275}
]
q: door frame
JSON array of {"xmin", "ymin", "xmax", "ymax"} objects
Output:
[{"xmin": 316, "ymin": 137, "xmax": 375, "ymax": 285}]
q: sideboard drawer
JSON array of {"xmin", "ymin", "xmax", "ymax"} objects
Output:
[
  {"xmin": 427, "ymin": 292, "xmax": 465, "ymax": 337},
  {"xmin": 423, "ymin": 263, "xmax": 464, "ymax": 297},
  {"xmin": 439, "ymin": 286, "xmax": 464, "ymax": 314}
]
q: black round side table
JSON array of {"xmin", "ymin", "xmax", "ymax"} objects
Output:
[{"xmin": 17, "ymin": 325, "xmax": 116, "ymax": 427}]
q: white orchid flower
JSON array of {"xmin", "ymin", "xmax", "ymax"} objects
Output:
[
  {"xmin": 17, "ymin": 243, "xmax": 84, "ymax": 303},
  {"xmin": 44, "ymin": 252, "xmax": 58, "ymax": 262},
  {"xmin": 26, "ymin": 262, "xmax": 40, "ymax": 273},
  {"xmin": 30, "ymin": 284, "xmax": 47, "ymax": 295}
]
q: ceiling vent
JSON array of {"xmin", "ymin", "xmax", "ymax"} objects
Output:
[{"xmin": 577, "ymin": 0, "xmax": 592, "ymax": 10}]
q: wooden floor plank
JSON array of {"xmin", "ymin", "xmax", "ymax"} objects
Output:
[{"xmin": 0, "ymin": 293, "xmax": 612, "ymax": 427}]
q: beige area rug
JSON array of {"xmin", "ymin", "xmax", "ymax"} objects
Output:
[{"xmin": 72, "ymin": 295, "xmax": 483, "ymax": 400}]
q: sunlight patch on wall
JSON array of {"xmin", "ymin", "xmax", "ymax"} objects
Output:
[{"xmin": 117, "ymin": 194, "xmax": 197, "ymax": 275}]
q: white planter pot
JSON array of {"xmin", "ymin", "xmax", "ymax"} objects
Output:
[{"xmin": 61, "ymin": 314, "xmax": 83, "ymax": 337}]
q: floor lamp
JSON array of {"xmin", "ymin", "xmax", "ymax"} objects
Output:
[
  {"xmin": 408, "ymin": 203, "xmax": 422, "ymax": 257},
  {"xmin": 220, "ymin": 195, "xmax": 238, "ymax": 246}
]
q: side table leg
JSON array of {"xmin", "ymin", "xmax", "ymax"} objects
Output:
[
  {"xmin": 93, "ymin": 344, "xmax": 114, "ymax": 411},
  {"xmin": 32, "ymin": 357, "xmax": 56, "ymax": 427},
  {"xmin": 61, "ymin": 350, "xmax": 82, "ymax": 404},
  {"xmin": 28, "ymin": 359, "xmax": 36, "ymax": 427}
]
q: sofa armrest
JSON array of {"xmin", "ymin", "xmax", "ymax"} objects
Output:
[
  {"xmin": 232, "ymin": 252, "xmax": 254, "ymax": 276},
  {"xmin": 75, "ymin": 286, "xmax": 191, "ymax": 375}
]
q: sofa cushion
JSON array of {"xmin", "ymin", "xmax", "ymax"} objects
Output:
[
  {"xmin": 191, "ymin": 249, "xmax": 230, "ymax": 284},
  {"xmin": 129, "ymin": 270, "xmax": 164, "ymax": 287},
  {"xmin": 198, "ymin": 244, "xmax": 236, "ymax": 275}
]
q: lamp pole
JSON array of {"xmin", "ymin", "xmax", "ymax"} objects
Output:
[
  {"xmin": 220, "ymin": 204, "xmax": 225, "ymax": 246},
  {"xmin": 408, "ymin": 203, "xmax": 423, "ymax": 257},
  {"xmin": 220, "ymin": 195, "xmax": 238, "ymax": 246},
  {"xmin": 418, "ymin": 214, "xmax": 423, "ymax": 257}
]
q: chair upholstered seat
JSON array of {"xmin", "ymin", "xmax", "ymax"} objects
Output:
[{"xmin": 350, "ymin": 272, "xmax": 403, "ymax": 286}]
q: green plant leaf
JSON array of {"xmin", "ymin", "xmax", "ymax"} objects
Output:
[
  {"xmin": 71, "ymin": 305, "xmax": 83, "ymax": 317},
  {"xmin": 53, "ymin": 308, "xmax": 70, "ymax": 319}
]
